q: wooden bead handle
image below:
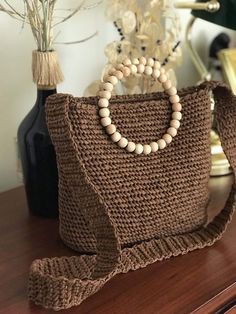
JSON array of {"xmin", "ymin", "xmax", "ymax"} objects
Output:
[{"xmin": 98, "ymin": 57, "xmax": 182, "ymax": 155}]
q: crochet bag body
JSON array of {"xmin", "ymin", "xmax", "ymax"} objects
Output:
[{"xmin": 29, "ymin": 79, "xmax": 236, "ymax": 310}]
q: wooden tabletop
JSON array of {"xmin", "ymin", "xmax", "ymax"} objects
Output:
[{"xmin": 0, "ymin": 176, "xmax": 236, "ymax": 314}]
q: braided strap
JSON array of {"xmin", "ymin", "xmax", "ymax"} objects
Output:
[{"xmin": 97, "ymin": 57, "xmax": 182, "ymax": 154}]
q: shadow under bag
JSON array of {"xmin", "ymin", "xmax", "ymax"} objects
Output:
[{"xmin": 29, "ymin": 81, "xmax": 236, "ymax": 310}]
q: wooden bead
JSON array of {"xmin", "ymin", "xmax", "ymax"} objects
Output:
[
  {"xmin": 98, "ymin": 98, "xmax": 109, "ymax": 108},
  {"xmin": 159, "ymin": 74, "xmax": 168, "ymax": 83},
  {"xmin": 150, "ymin": 142, "xmax": 159, "ymax": 153},
  {"xmin": 157, "ymin": 139, "xmax": 167, "ymax": 150},
  {"xmin": 102, "ymin": 74, "xmax": 109, "ymax": 82},
  {"xmin": 98, "ymin": 90, "xmax": 111, "ymax": 100},
  {"xmin": 152, "ymin": 69, "xmax": 160, "ymax": 79},
  {"xmin": 143, "ymin": 144, "xmax": 152, "ymax": 155},
  {"xmin": 160, "ymin": 68, "xmax": 165, "ymax": 74},
  {"xmin": 172, "ymin": 103, "xmax": 182, "ymax": 111},
  {"xmin": 111, "ymin": 132, "xmax": 121, "ymax": 142},
  {"xmin": 147, "ymin": 58, "xmax": 154, "ymax": 67},
  {"xmin": 126, "ymin": 142, "xmax": 136, "ymax": 153},
  {"xmin": 139, "ymin": 56, "xmax": 147, "ymax": 65},
  {"xmin": 134, "ymin": 143, "xmax": 144, "ymax": 155},
  {"xmin": 100, "ymin": 117, "xmax": 111, "ymax": 127},
  {"xmin": 99, "ymin": 108, "xmax": 110, "ymax": 118},
  {"xmin": 130, "ymin": 64, "xmax": 137, "ymax": 74},
  {"xmin": 116, "ymin": 63, "xmax": 124, "ymax": 71},
  {"xmin": 154, "ymin": 61, "xmax": 161, "ymax": 69},
  {"xmin": 118, "ymin": 137, "xmax": 128, "ymax": 148},
  {"xmin": 172, "ymin": 111, "xmax": 182, "ymax": 121},
  {"xmin": 163, "ymin": 134, "xmax": 173, "ymax": 144},
  {"xmin": 170, "ymin": 119, "xmax": 180, "ymax": 129},
  {"xmin": 170, "ymin": 94, "xmax": 180, "ymax": 104},
  {"xmin": 106, "ymin": 76, "xmax": 118, "ymax": 85},
  {"xmin": 144, "ymin": 66, "xmax": 153, "ymax": 75},
  {"xmin": 167, "ymin": 127, "xmax": 177, "ymax": 137},
  {"xmin": 167, "ymin": 87, "xmax": 177, "ymax": 96},
  {"xmin": 123, "ymin": 58, "xmax": 131, "ymax": 66},
  {"xmin": 137, "ymin": 64, "xmax": 145, "ymax": 74},
  {"xmin": 108, "ymin": 68, "xmax": 116, "ymax": 75},
  {"xmin": 106, "ymin": 124, "xmax": 116, "ymax": 135},
  {"xmin": 162, "ymin": 80, "xmax": 172, "ymax": 90},
  {"xmin": 114, "ymin": 70, "xmax": 123, "ymax": 80},
  {"xmin": 122, "ymin": 66, "xmax": 131, "ymax": 77},
  {"xmin": 132, "ymin": 58, "xmax": 139, "ymax": 65},
  {"xmin": 103, "ymin": 82, "xmax": 113, "ymax": 92}
]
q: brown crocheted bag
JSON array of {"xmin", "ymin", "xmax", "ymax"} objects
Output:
[{"xmin": 28, "ymin": 79, "xmax": 236, "ymax": 310}]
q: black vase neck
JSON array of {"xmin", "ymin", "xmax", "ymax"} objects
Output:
[{"xmin": 36, "ymin": 88, "xmax": 57, "ymax": 107}]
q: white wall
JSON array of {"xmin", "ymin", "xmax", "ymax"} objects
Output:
[{"xmin": 0, "ymin": 1, "xmax": 235, "ymax": 192}]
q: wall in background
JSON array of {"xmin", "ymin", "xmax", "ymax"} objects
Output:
[{"xmin": 0, "ymin": 1, "xmax": 235, "ymax": 192}]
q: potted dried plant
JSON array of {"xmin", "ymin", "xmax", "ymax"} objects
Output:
[{"xmin": 0, "ymin": 0, "xmax": 101, "ymax": 217}]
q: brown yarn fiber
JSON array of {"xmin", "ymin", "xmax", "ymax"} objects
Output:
[{"xmin": 28, "ymin": 81, "xmax": 236, "ymax": 310}]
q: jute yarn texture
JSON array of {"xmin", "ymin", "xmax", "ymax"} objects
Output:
[
  {"xmin": 28, "ymin": 81, "xmax": 236, "ymax": 310},
  {"xmin": 32, "ymin": 50, "xmax": 64, "ymax": 88}
]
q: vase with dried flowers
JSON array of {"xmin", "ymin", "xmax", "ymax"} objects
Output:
[
  {"xmin": 0, "ymin": 0, "xmax": 101, "ymax": 217},
  {"xmin": 85, "ymin": 0, "xmax": 182, "ymax": 96}
]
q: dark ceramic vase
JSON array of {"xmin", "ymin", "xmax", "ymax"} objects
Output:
[{"xmin": 17, "ymin": 88, "xmax": 58, "ymax": 218}]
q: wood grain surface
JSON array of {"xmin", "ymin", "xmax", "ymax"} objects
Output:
[{"xmin": 0, "ymin": 176, "xmax": 235, "ymax": 314}]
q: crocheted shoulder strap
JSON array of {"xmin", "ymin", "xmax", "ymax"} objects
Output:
[{"xmin": 28, "ymin": 81, "xmax": 236, "ymax": 311}]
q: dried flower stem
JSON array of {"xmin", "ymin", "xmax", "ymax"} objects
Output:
[
  {"xmin": 0, "ymin": 0, "xmax": 103, "ymax": 51},
  {"xmin": 55, "ymin": 31, "xmax": 98, "ymax": 45},
  {"xmin": 53, "ymin": 0, "xmax": 86, "ymax": 27}
]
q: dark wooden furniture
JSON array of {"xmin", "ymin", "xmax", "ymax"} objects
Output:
[{"xmin": 0, "ymin": 176, "xmax": 236, "ymax": 314}]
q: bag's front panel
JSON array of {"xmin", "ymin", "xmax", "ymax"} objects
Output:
[{"xmin": 67, "ymin": 88, "xmax": 212, "ymax": 248}]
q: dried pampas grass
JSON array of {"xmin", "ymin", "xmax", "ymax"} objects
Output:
[
  {"xmin": 0, "ymin": 0, "xmax": 102, "ymax": 51},
  {"xmin": 0, "ymin": 0, "xmax": 102, "ymax": 86}
]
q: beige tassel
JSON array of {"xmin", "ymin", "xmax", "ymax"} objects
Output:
[{"xmin": 32, "ymin": 50, "xmax": 64, "ymax": 88}]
